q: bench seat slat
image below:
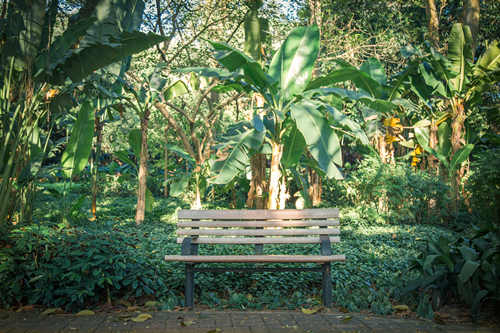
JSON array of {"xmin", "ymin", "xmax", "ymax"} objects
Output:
[
  {"xmin": 164, "ymin": 255, "xmax": 346, "ymax": 263},
  {"xmin": 178, "ymin": 220, "xmax": 339, "ymax": 228},
  {"xmin": 178, "ymin": 208, "xmax": 339, "ymax": 220},
  {"xmin": 176, "ymin": 236, "xmax": 340, "ymax": 244},
  {"xmin": 177, "ymin": 228, "xmax": 340, "ymax": 236}
]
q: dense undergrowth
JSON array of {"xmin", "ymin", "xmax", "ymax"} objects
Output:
[
  {"xmin": 1, "ymin": 153, "xmax": 497, "ymax": 317},
  {"xmin": 0, "ymin": 186, "xmax": 455, "ymax": 314}
]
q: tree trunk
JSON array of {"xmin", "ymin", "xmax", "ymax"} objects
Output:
[
  {"xmin": 90, "ymin": 115, "xmax": 103, "ymax": 220},
  {"xmin": 268, "ymin": 141, "xmax": 283, "ymax": 209},
  {"xmin": 450, "ymin": 99, "xmax": 466, "ymax": 211},
  {"xmin": 308, "ymin": 168, "xmax": 322, "ymax": 207},
  {"xmin": 247, "ymin": 154, "xmax": 267, "ymax": 208},
  {"xmin": 135, "ymin": 108, "xmax": 150, "ymax": 225},
  {"xmin": 164, "ymin": 127, "xmax": 169, "ymax": 198},
  {"xmin": 425, "ymin": 0, "xmax": 440, "ymax": 47},
  {"xmin": 463, "ymin": 0, "xmax": 480, "ymax": 51}
]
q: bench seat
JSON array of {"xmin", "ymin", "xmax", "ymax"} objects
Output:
[{"xmin": 164, "ymin": 254, "xmax": 346, "ymax": 263}]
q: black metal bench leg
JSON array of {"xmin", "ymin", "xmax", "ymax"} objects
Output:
[
  {"xmin": 185, "ymin": 263, "xmax": 195, "ymax": 308},
  {"xmin": 322, "ymin": 263, "xmax": 332, "ymax": 307}
]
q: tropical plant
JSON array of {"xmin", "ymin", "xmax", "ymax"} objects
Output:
[
  {"xmin": 0, "ymin": 0, "xmax": 167, "ymax": 226},
  {"xmin": 183, "ymin": 25, "xmax": 366, "ymax": 208},
  {"xmin": 407, "ymin": 23, "xmax": 500, "ymax": 208},
  {"xmin": 403, "ymin": 221, "xmax": 500, "ymax": 320}
]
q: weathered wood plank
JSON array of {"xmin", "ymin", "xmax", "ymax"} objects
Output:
[
  {"xmin": 178, "ymin": 219, "xmax": 339, "ymax": 228},
  {"xmin": 178, "ymin": 208, "xmax": 339, "ymax": 220},
  {"xmin": 164, "ymin": 255, "xmax": 346, "ymax": 263},
  {"xmin": 176, "ymin": 236, "xmax": 341, "ymax": 244},
  {"xmin": 177, "ymin": 228, "xmax": 341, "ymax": 236}
]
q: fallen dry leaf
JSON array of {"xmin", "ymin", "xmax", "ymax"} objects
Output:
[
  {"xmin": 180, "ymin": 319, "xmax": 195, "ymax": 326},
  {"xmin": 342, "ymin": 315, "xmax": 353, "ymax": 322},
  {"xmin": 41, "ymin": 308, "xmax": 62, "ymax": 315},
  {"xmin": 76, "ymin": 309, "xmax": 95, "ymax": 316},
  {"xmin": 127, "ymin": 306, "xmax": 139, "ymax": 312},
  {"xmin": 301, "ymin": 306, "xmax": 321, "ymax": 315},
  {"xmin": 17, "ymin": 305, "xmax": 35, "ymax": 312},
  {"xmin": 393, "ymin": 305, "xmax": 409, "ymax": 312},
  {"xmin": 339, "ymin": 307, "xmax": 349, "ymax": 313},
  {"xmin": 131, "ymin": 313, "xmax": 152, "ymax": 322}
]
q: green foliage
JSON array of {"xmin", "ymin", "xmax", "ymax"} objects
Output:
[
  {"xmin": 467, "ymin": 148, "xmax": 500, "ymax": 225},
  {"xmin": 0, "ymin": 221, "xmax": 171, "ymax": 311},
  {"xmin": 61, "ymin": 102, "xmax": 95, "ymax": 178},
  {"xmin": 402, "ymin": 221, "xmax": 500, "ymax": 320},
  {"xmin": 325, "ymin": 156, "xmax": 450, "ymax": 224}
]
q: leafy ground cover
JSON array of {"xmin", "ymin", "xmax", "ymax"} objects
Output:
[{"xmin": 0, "ymin": 184, "xmax": 458, "ymax": 315}]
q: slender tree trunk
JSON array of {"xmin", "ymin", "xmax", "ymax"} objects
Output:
[
  {"xmin": 268, "ymin": 141, "xmax": 283, "ymax": 209},
  {"xmin": 164, "ymin": 127, "xmax": 169, "ymax": 198},
  {"xmin": 463, "ymin": 0, "xmax": 480, "ymax": 51},
  {"xmin": 450, "ymin": 99, "xmax": 466, "ymax": 211},
  {"xmin": 425, "ymin": 0, "xmax": 440, "ymax": 47},
  {"xmin": 135, "ymin": 108, "xmax": 150, "ymax": 225},
  {"xmin": 90, "ymin": 115, "xmax": 103, "ymax": 220}
]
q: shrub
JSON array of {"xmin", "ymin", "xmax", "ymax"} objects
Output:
[
  {"xmin": 467, "ymin": 147, "xmax": 500, "ymax": 225},
  {"xmin": 0, "ymin": 222, "xmax": 170, "ymax": 311},
  {"xmin": 401, "ymin": 220, "xmax": 500, "ymax": 320},
  {"xmin": 324, "ymin": 156, "xmax": 450, "ymax": 224}
]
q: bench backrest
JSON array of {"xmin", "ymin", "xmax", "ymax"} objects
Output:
[{"xmin": 176, "ymin": 208, "xmax": 340, "ymax": 245}]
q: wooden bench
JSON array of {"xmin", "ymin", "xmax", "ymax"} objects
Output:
[{"xmin": 164, "ymin": 208, "xmax": 345, "ymax": 308}]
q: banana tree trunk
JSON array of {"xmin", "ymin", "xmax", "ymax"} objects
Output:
[
  {"xmin": 308, "ymin": 168, "xmax": 322, "ymax": 207},
  {"xmin": 135, "ymin": 108, "xmax": 150, "ymax": 225},
  {"xmin": 268, "ymin": 141, "xmax": 283, "ymax": 209},
  {"xmin": 247, "ymin": 154, "xmax": 267, "ymax": 209},
  {"xmin": 192, "ymin": 167, "xmax": 202, "ymax": 210}
]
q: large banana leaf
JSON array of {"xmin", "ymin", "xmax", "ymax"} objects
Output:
[
  {"xmin": 447, "ymin": 23, "xmax": 473, "ymax": 93},
  {"xmin": 281, "ymin": 124, "xmax": 306, "ymax": 168},
  {"xmin": 211, "ymin": 128, "xmax": 265, "ymax": 184},
  {"xmin": 322, "ymin": 103, "xmax": 369, "ymax": 145},
  {"xmin": 50, "ymin": 31, "xmax": 167, "ymax": 84},
  {"xmin": 128, "ymin": 129, "xmax": 142, "ymax": 158},
  {"xmin": 476, "ymin": 41, "xmax": 500, "ymax": 73},
  {"xmin": 291, "ymin": 100, "xmax": 343, "ymax": 179},
  {"xmin": 208, "ymin": 41, "xmax": 273, "ymax": 91},
  {"xmin": 268, "ymin": 25, "xmax": 319, "ymax": 102},
  {"xmin": 307, "ymin": 66, "xmax": 385, "ymax": 98},
  {"xmin": 35, "ymin": 18, "xmax": 97, "ymax": 74},
  {"xmin": 360, "ymin": 58, "xmax": 387, "ymax": 86},
  {"xmin": 61, "ymin": 102, "xmax": 95, "ymax": 178}
]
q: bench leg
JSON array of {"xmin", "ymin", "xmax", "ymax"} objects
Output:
[
  {"xmin": 322, "ymin": 263, "xmax": 332, "ymax": 307},
  {"xmin": 185, "ymin": 264, "xmax": 195, "ymax": 308}
]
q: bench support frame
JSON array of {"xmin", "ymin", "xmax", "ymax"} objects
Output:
[{"xmin": 180, "ymin": 236, "xmax": 334, "ymax": 308}]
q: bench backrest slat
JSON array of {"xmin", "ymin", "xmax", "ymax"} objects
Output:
[
  {"xmin": 176, "ymin": 236, "xmax": 340, "ymax": 244},
  {"xmin": 178, "ymin": 208, "xmax": 339, "ymax": 220},
  {"xmin": 178, "ymin": 219, "xmax": 339, "ymax": 228},
  {"xmin": 176, "ymin": 208, "xmax": 340, "ymax": 246}
]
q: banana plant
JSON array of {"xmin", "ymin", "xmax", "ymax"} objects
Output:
[
  {"xmin": 407, "ymin": 23, "xmax": 500, "ymax": 205},
  {"xmin": 182, "ymin": 26, "xmax": 366, "ymax": 209}
]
